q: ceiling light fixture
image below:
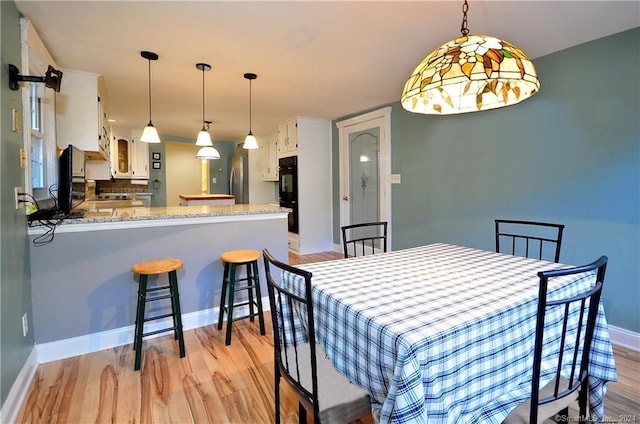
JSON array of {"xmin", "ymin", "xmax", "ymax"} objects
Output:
[
  {"xmin": 400, "ymin": 0, "xmax": 540, "ymax": 115},
  {"xmin": 195, "ymin": 63, "xmax": 215, "ymax": 147},
  {"xmin": 139, "ymin": 51, "xmax": 161, "ymax": 143},
  {"xmin": 196, "ymin": 146, "xmax": 221, "ymax": 160},
  {"xmin": 195, "ymin": 121, "xmax": 220, "ymax": 160},
  {"xmin": 242, "ymin": 73, "xmax": 259, "ymax": 150}
]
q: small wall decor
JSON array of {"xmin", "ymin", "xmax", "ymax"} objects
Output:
[
  {"xmin": 152, "ymin": 161, "xmax": 161, "ymax": 169},
  {"xmin": 152, "ymin": 152, "xmax": 161, "ymax": 160}
]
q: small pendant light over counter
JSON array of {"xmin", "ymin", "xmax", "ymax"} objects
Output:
[
  {"xmin": 196, "ymin": 121, "xmax": 220, "ymax": 159},
  {"xmin": 400, "ymin": 0, "xmax": 540, "ymax": 115},
  {"xmin": 140, "ymin": 51, "xmax": 161, "ymax": 143},
  {"xmin": 194, "ymin": 62, "xmax": 220, "ymax": 160},
  {"xmin": 242, "ymin": 72, "xmax": 259, "ymax": 150}
]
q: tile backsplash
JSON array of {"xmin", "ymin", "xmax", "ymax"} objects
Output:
[{"xmin": 95, "ymin": 180, "xmax": 150, "ymax": 195}]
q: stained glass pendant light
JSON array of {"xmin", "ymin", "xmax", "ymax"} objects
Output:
[
  {"xmin": 401, "ymin": 0, "xmax": 540, "ymax": 115},
  {"xmin": 140, "ymin": 51, "xmax": 161, "ymax": 143},
  {"xmin": 242, "ymin": 73, "xmax": 259, "ymax": 150}
]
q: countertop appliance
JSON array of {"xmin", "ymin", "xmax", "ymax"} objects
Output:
[
  {"xmin": 279, "ymin": 156, "xmax": 298, "ymax": 233},
  {"xmin": 230, "ymin": 148, "xmax": 249, "ymax": 204}
]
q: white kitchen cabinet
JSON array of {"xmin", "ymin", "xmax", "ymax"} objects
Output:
[
  {"xmin": 287, "ymin": 116, "xmax": 332, "ymax": 254},
  {"xmin": 277, "ymin": 118, "xmax": 298, "ymax": 158},
  {"xmin": 56, "ymin": 69, "xmax": 110, "ymax": 160},
  {"xmin": 110, "ymin": 129, "xmax": 149, "ymax": 179},
  {"xmin": 130, "ymin": 130, "xmax": 149, "ymax": 179},
  {"xmin": 111, "ymin": 133, "xmax": 131, "ymax": 178},
  {"xmin": 261, "ymin": 131, "xmax": 278, "ymax": 181},
  {"xmin": 71, "ymin": 147, "xmax": 85, "ymax": 177}
]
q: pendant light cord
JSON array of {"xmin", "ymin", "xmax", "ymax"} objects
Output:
[
  {"xmin": 460, "ymin": 0, "xmax": 469, "ymax": 36},
  {"xmin": 248, "ymin": 78, "xmax": 252, "ymax": 133},
  {"xmin": 201, "ymin": 66, "xmax": 206, "ymax": 126},
  {"xmin": 147, "ymin": 58, "xmax": 152, "ymax": 123}
]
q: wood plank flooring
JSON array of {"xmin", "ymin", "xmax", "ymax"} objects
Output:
[{"xmin": 15, "ymin": 251, "xmax": 639, "ymax": 423}]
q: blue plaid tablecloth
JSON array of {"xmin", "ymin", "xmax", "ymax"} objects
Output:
[{"xmin": 283, "ymin": 243, "xmax": 617, "ymax": 424}]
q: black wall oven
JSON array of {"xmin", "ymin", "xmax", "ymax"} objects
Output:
[{"xmin": 279, "ymin": 156, "xmax": 298, "ymax": 234}]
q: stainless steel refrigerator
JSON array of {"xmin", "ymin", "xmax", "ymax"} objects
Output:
[{"xmin": 229, "ymin": 149, "xmax": 249, "ymax": 204}]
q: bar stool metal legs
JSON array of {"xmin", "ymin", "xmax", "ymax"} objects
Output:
[
  {"xmin": 132, "ymin": 258, "xmax": 185, "ymax": 371},
  {"xmin": 217, "ymin": 250, "xmax": 266, "ymax": 345}
]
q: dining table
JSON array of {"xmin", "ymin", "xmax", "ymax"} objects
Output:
[{"xmin": 282, "ymin": 243, "xmax": 618, "ymax": 424}]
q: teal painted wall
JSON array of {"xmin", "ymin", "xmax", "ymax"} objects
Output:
[
  {"xmin": 1, "ymin": 1, "xmax": 35, "ymax": 407},
  {"xmin": 332, "ymin": 28, "xmax": 640, "ymax": 332},
  {"xmin": 147, "ymin": 143, "xmax": 166, "ymax": 207},
  {"xmin": 146, "ymin": 138, "xmax": 236, "ymax": 207}
]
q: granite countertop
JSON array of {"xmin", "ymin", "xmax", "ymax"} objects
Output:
[
  {"xmin": 28, "ymin": 204, "xmax": 291, "ymax": 233},
  {"xmin": 76, "ymin": 204, "xmax": 289, "ymax": 224}
]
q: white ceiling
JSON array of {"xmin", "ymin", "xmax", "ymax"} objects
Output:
[{"xmin": 14, "ymin": 1, "xmax": 640, "ymax": 143}]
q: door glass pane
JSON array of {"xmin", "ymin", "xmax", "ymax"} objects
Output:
[
  {"xmin": 117, "ymin": 139, "xmax": 129, "ymax": 174},
  {"xmin": 348, "ymin": 128, "xmax": 380, "ymax": 242}
]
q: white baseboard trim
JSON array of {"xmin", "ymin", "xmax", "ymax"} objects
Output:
[
  {"xmin": 608, "ymin": 324, "xmax": 640, "ymax": 351},
  {"xmin": 36, "ymin": 297, "xmax": 270, "ymax": 364},
  {"xmin": 0, "ymin": 347, "xmax": 38, "ymax": 424}
]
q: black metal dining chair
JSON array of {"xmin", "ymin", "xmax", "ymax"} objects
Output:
[
  {"xmin": 341, "ymin": 221, "xmax": 388, "ymax": 258},
  {"xmin": 495, "ymin": 219, "xmax": 565, "ymax": 262},
  {"xmin": 503, "ymin": 255, "xmax": 608, "ymax": 424},
  {"xmin": 262, "ymin": 249, "xmax": 371, "ymax": 423}
]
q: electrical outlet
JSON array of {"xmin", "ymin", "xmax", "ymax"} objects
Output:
[
  {"xmin": 15, "ymin": 187, "xmax": 23, "ymax": 209},
  {"xmin": 212, "ymin": 177, "xmax": 217, "ymax": 184},
  {"xmin": 391, "ymin": 174, "xmax": 402, "ymax": 184},
  {"xmin": 22, "ymin": 313, "xmax": 28, "ymax": 337}
]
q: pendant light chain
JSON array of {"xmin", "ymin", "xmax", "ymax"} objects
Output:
[{"xmin": 460, "ymin": 0, "xmax": 470, "ymax": 36}]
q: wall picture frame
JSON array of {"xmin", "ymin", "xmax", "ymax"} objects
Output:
[
  {"xmin": 152, "ymin": 152, "xmax": 161, "ymax": 160},
  {"xmin": 152, "ymin": 161, "xmax": 161, "ymax": 169}
]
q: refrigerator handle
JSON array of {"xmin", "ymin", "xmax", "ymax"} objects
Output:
[{"xmin": 229, "ymin": 168, "xmax": 235, "ymax": 194}]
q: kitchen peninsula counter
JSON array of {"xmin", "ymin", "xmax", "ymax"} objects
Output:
[
  {"xmin": 28, "ymin": 204, "xmax": 289, "ymax": 359},
  {"xmin": 28, "ymin": 204, "xmax": 290, "ymax": 233}
]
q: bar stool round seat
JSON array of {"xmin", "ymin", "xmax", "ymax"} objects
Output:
[
  {"xmin": 131, "ymin": 257, "xmax": 186, "ymax": 371},
  {"xmin": 220, "ymin": 249, "xmax": 261, "ymax": 264},
  {"xmin": 132, "ymin": 258, "xmax": 183, "ymax": 275},
  {"xmin": 217, "ymin": 249, "xmax": 266, "ymax": 345}
]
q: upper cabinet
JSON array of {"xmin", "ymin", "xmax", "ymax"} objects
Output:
[
  {"xmin": 130, "ymin": 131, "xmax": 149, "ymax": 179},
  {"xmin": 277, "ymin": 118, "xmax": 298, "ymax": 158},
  {"xmin": 56, "ymin": 69, "xmax": 110, "ymax": 160},
  {"xmin": 261, "ymin": 131, "xmax": 278, "ymax": 181},
  {"xmin": 110, "ymin": 129, "xmax": 149, "ymax": 179}
]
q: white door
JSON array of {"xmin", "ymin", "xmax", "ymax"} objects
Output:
[{"xmin": 337, "ymin": 107, "xmax": 392, "ymax": 248}]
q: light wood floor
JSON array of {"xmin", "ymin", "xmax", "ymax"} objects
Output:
[{"xmin": 15, "ymin": 251, "xmax": 639, "ymax": 423}]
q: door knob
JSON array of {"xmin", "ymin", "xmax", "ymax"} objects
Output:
[{"xmin": 343, "ymin": 196, "xmax": 349, "ymax": 201}]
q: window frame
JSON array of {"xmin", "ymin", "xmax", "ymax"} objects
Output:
[{"xmin": 21, "ymin": 18, "xmax": 59, "ymax": 202}]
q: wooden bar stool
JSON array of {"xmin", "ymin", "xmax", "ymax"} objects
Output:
[
  {"xmin": 217, "ymin": 249, "xmax": 266, "ymax": 345},
  {"xmin": 131, "ymin": 257, "xmax": 186, "ymax": 371}
]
